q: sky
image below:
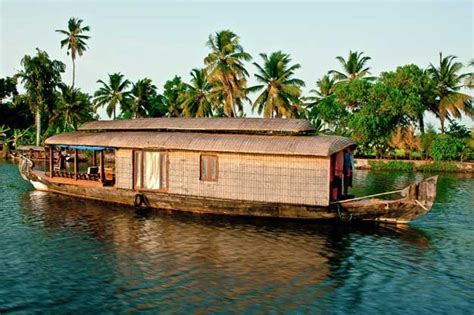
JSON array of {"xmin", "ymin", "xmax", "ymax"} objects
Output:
[{"xmin": 1, "ymin": 0, "xmax": 473, "ymax": 126}]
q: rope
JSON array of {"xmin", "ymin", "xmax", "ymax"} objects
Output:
[{"xmin": 332, "ymin": 189, "xmax": 404, "ymax": 205}]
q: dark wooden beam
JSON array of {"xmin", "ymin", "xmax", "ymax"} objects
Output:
[
  {"xmin": 49, "ymin": 146, "xmax": 54, "ymax": 177},
  {"xmin": 92, "ymin": 150, "xmax": 97, "ymax": 166},
  {"xmin": 74, "ymin": 149, "xmax": 79, "ymax": 180},
  {"xmin": 100, "ymin": 150, "xmax": 105, "ymax": 184}
]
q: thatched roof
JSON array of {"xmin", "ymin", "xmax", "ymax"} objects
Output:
[
  {"xmin": 79, "ymin": 118, "xmax": 315, "ymax": 135},
  {"xmin": 45, "ymin": 131, "xmax": 355, "ymax": 157},
  {"xmin": 15, "ymin": 145, "xmax": 45, "ymax": 151}
]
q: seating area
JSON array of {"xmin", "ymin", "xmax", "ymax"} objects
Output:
[{"xmin": 52, "ymin": 170, "xmax": 101, "ymax": 181}]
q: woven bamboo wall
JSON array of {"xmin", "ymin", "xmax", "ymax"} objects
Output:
[
  {"xmin": 168, "ymin": 151, "xmax": 330, "ymax": 206},
  {"xmin": 115, "ymin": 149, "xmax": 133, "ymax": 189}
]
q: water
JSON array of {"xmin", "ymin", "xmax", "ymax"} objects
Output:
[{"xmin": 1, "ymin": 161, "xmax": 473, "ymax": 313}]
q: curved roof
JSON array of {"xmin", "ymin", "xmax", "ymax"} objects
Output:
[
  {"xmin": 45, "ymin": 131, "xmax": 355, "ymax": 157},
  {"xmin": 78, "ymin": 118, "xmax": 315, "ymax": 134}
]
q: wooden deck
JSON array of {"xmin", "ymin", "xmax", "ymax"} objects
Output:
[{"xmin": 32, "ymin": 170, "xmax": 105, "ymax": 188}]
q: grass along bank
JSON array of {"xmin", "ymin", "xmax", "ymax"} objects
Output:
[{"xmin": 355, "ymin": 159, "xmax": 474, "ymax": 173}]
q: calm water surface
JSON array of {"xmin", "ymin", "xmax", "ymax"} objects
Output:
[{"xmin": 0, "ymin": 161, "xmax": 473, "ymax": 314}]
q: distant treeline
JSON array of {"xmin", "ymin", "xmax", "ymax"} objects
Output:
[{"xmin": 1, "ymin": 18, "xmax": 473, "ymax": 161}]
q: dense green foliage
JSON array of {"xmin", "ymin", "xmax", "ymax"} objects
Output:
[
  {"xmin": 368, "ymin": 160, "xmax": 460, "ymax": 172},
  {"xmin": 368, "ymin": 160, "xmax": 415, "ymax": 172}
]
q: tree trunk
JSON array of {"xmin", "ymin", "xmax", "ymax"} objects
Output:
[
  {"xmin": 72, "ymin": 57, "xmax": 76, "ymax": 88},
  {"xmin": 440, "ymin": 118, "xmax": 445, "ymax": 134},
  {"xmin": 35, "ymin": 108, "xmax": 41, "ymax": 146},
  {"xmin": 419, "ymin": 115, "xmax": 425, "ymax": 134}
]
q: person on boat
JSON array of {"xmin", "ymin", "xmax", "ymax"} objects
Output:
[
  {"xmin": 343, "ymin": 149, "xmax": 354, "ymax": 196},
  {"xmin": 58, "ymin": 151, "xmax": 66, "ymax": 170}
]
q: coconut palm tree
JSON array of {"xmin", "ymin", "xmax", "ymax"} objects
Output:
[
  {"xmin": 427, "ymin": 53, "xmax": 473, "ymax": 133},
  {"xmin": 204, "ymin": 30, "xmax": 251, "ymax": 117},
  {"xmin": 52, "ymin": 85, "xmax": 95, "ymax": 131},
  {"xmin": 56, "ymin": 18, "xmax": 90, "ymax": 87},
  {"xmin": 306, "ymin": 74, "xmax": 336, "ymax": 104},
  {"xmin": 465, "ymin": 59, "xmax": 474, "ymax": 88},
  {"xmin": 329, "ymin": 51, "xmax": 374, "ymax": 82},
  {"xmin": 125, "ymin": 78, "xmax": 157, "ymax": 119},
  {"xmin": 93, "ymin": 73, "xmax": 131, "ymax": 119},
  {"xmin": 180, "ymin": 69, "xmax": 213, "ymax": 118},
  {"xmin": 16, "ymin": 49, "xmax": 65, "ymax": 145},
  {"xmin": 250, "ymin": 51, "xmax": 305, "ymax": 118}
]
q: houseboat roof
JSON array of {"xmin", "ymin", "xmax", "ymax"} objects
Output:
[
  {"xmin": 15, "ymin": 145, "xmax": 46, "ymax": 152},
  {"xmin": 78, "ymin": 118, "xmax": 315, "ymax": 135},
  {"xmin": 45, "ymin": 131, "xmax": 355, "ymax": 157}
]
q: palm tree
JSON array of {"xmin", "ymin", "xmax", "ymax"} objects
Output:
[
  {"xmin": 329, "ymin": 51, "xmax": 373, "ymax": 81},
  {"xmin": 124, "ymin": 78, "xmax": 157, "ymax": 118},
  {"xmin": 16, "ymin": 49, "xmax": 65, "ymax": 145},
  {"xmin": 250, "ymin": 51, "xmax": 305, "ymax": 118},
  {"xmin": 465, "ymin": 59, "xmax": 474, "ymax": 88},
  {"xmin": 56, "ymin": 18, "xmax": 91, "ymax": 87},
  {"xmin": 93, "ymin": 73, "xmax": 131, "ymax": 119},
  {"xmin": 427, "ymin": 53, "xmax": 473, "ymax": 133},
  {"xmin": 52, "ymin": 85, "xmax": 95, "ymax": 131},
  {"xmin": 180, "ymin": 69, "xmax": 213, "ymax": 117},
  {"xmin": 204, "ymin": 30, "xmax": 251, "ymax": 117},
  {"xmin": 306, "ymin": 74, "xmax": 336, "ymax": 104}
]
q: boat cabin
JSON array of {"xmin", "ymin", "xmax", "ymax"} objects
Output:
[{"xmin": 44, "ymin": 118, "xmax": 356, "ymax": 206}]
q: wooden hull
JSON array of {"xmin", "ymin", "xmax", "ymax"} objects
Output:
[{"xmin": 19, "ymin": 159, "xmax": 437, "ymax": 224}]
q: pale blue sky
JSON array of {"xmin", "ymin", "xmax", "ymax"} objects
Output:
[{"xmin": 1, "ymin": 0, "xmax": 473, "ymax": 126}]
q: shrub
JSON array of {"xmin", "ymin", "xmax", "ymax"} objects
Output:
[
  {"xmin": 368, "ymin": 160, "xmax": 414, "ymax": 171},
  {"xmin": 430, "ymin": 134, "xmax": 466, "ymax": 161},
  {"xmin": 416, "ymin": 161, "xmax": 458, "ymax": 172}
]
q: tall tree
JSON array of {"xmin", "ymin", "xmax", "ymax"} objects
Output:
[
  {"xmin": 427, "ymin": 53, "xmax": 473, "ymax": 133},
  {"xmin": 16, "ymin": 49, "xmax": 65, "ymax": 145},
  {"xmin": 305, "ymin": 74, "xmax": 348, "ymax": 132},
  {"xmin": 56, "ymin": 18, "xmax": 91, "ymax": 87},
  {"xmin": 378, "ymin": 64, "xmax": 436, "ymax": 134},
  {"xmin": 51, "ymin": 85, "xmax": 95, "ymax": 131},
  {"xmin": 0, "ymin": 77, "xmax": 18, "ymax": 103},
  {"xmin": 180, "ymin": 69, "xmax": 213, "ymax": 118},
  {"xmin": 204, "ymin": 30, "xmax": 251, "ymax": 117},
  {"xmin": 250, "ymin": 51, "xmax": 305, "ymax": 118},
  {"xmin": 93, "ymin": 73, "xmax": 131, "ymax": 119},
  {"xmin": 123, "ymin": 78, "xmax": 157, "ymax": 119},
  {"xmin": 329, "ymin": 50, "xmax": 374, "ymax": 82},
  {"xmin": 156, "ymin": 76, "xmax": 188, "ymax": 117}
]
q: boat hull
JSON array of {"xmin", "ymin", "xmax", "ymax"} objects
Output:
[{"xmin": 21, "ymin": 163, "xmax": 438, "ymax": 224}]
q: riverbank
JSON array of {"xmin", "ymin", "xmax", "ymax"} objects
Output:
[{"xmin": 355, "ymin": 158, "xmax": 474, "ymax": 173}]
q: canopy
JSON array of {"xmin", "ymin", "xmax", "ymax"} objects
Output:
[{"xmin": 57, "ymin": 145, "xmax": 109, "ymax": 151}]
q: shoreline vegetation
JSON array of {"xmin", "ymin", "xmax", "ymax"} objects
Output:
[
  {"xmin": 1, "ymin": 17, "xmax": 473, "ymax": 168},
  {"xmin": 356, "ymin": 159, "xmax": 474, "ymax": 173}
]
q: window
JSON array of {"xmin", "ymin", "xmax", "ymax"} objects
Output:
[
  {"xmin": 200, "ymin": 155, "xmax": 218, "ymax": 181},
  {"xmin": 133, "ymin": 151, "xmax": 168, "ymax": 190}
]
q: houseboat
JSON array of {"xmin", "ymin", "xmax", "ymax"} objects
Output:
[{"xmin": 18, "ymin": 118, "xmax": 438, "ymax": 224}]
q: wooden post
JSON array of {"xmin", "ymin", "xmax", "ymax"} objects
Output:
[
  {"xmin": 92, "ymin": 150, "xmax": 97, "ymax": 166},
  {"xmin": 100, "ymin": 150, "xmax": 105, "ymax": 184},
  {"xmin": 49, "ymin": 146, "xmax": 54, "ymax": 177},
  {"xmin": 74, "ymin": 149, "xmax": 79, "ymax": 180}
]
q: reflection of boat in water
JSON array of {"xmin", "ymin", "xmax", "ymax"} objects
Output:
[
  {"xmin": 20, "ymin": 190, "xmax": 432, "ymax": 290},
  {"xmin": 18, "ymin": 118, "xmax": 438, "ymax": 224}
]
